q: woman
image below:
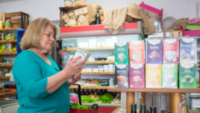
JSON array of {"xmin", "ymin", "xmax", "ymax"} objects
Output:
[{"xmin": 12, "ymin": 18, "xmax": 86, "ymax": 113}]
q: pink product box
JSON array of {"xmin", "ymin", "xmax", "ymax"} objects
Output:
[
  {"xmin": 183, "ymin": 30, "xmax": 200, "ymax": 37},
  {"xmin": 70, "ymin": 97, "xmax": 78, "ymax": 102}
]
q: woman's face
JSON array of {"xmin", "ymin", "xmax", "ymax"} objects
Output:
[{"xmin": 40, "ymin": 25, "xmax": 55, "ymax": 52}]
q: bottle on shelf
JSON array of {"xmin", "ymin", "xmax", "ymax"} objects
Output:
[
  {"xmin": 131, "ymin": 104, "xmax": 137, "ymax": 113},
  {"xmin": 150, "ymin": 107, "xmax": 156, "ymax": 113},
  {"xmin": 81, "ymin": 89, "xmax": 85, "ymax": 95},
  {"xmin": 96, "ymin": 8, "xmax": 100, "ymax": 25},
  {"xmin": 85, "ymin": 89, "xmax": 89, "ymax": 95},
  {"xmin": 140, "ymin": 104, "xmax": 146, "ymax": 113},
  {"xmin": 97, "ymin": 89, "xmax": 102, "ymax": 95}
]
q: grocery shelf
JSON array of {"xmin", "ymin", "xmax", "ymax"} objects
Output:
[
  {"xmin": 69, "ymin": 86, "xmax": 113, "ymax": 89},
  {"xmin": 0, "ymin": 40, "xmax": 17, "ymax": 43},
  {"xmin": 0, "ymin": 76, "xmax": 10, "ymax": 79},
  {"xmin": 0, "ymin": 52, "xmax": 17, "ymax": 55},
  {"xmin": 3, "ymin": 92, "xmax": 16, "ymax": 95},
  {"xmin": 66, "ymin": 47, "xmax": 114, "ymax": 51},
  {"xmin": 0, "ymin": 27, "xmax": 17, "ymax": 31},
  {"xmin": 82, "ymin": 103, "xmax": 121, "ymax": 107},
  {"xmin": 86, "ymin": 61, "xmax": 114, "ymax": 64},
  {"xmin": 0, "ymin": 65, "xmax": 13, "ymax": 67},
  {"xmin": 81, "ymin": 72, "xmax": 115, "ymax": 75},
  {"xmin": 107, "ymin": 88, "xmax": 200, "ymax": 93}
]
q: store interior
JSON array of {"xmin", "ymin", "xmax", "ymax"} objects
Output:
[{"xmin": 0, "ymin": 0, "xmax": 200, "ymax": 113}]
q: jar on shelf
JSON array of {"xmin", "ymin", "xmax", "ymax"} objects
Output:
[
  {"xmin": 64, "ymin": 0, "xmax": 73, "ymax": 7},
  {"xmin": 74, "ymin": 0, "xmax": 86, "ymax": 6}
]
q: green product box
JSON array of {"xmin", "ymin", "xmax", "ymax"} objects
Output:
[
  {"xmin": 162, "ymin": 64, "xmax": 178, "ymax": 88},
  {"xmin": 179, "ymin": 64, "xmax": 197, "ymax": 89},
  {"xmin": 114, "ymin": 42, "xmax": 129, "ymax": 65}
]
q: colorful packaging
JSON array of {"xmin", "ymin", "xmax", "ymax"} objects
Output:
[
  {"xmin": 163, "ymin": 39, "xmax": 179, "ymax": 64},
  {"xmin": 179, "ymin": 64, "xmax": 197, "ymax": 89},
  {"xmin": 146, "ymin": 64, "xmax": 162, "ymax": 88},
  {"xmin": 129, "ymin": 41, "xmax": 145, "ymax": 64},
  {"xmin": 115, "ymin": 65, "xmax": 129, "ymax": 88},
  {"xmin": 146, "ymin": 40, "xmax": 163, "ymax": 64},
  {"xmin": 115, "ymin": 42, "xmax": 129, "ymax": 65},
  {"xmin": 129, "ymin": 64, "xmax": 145, "ymax": 88},
  {"xmin": 161, "ymin": 64, "xmax": 178, "ymax": 88},
  {"xmin": 0, "ymin": 44, "xmax": 5, "ymax": 53},
  {"xmin": 180, "ymin": 38, "xmax": 197, "ymax": 64}
]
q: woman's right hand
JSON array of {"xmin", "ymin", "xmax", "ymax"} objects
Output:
[{"xmin": 63, "ymin": 56, "xmax": 86, "ymax": 77}]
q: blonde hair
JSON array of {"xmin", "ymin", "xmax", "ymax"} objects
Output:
[{"xmin": 20, "ymin": 18, "xmax": 57, "ymax": 55}]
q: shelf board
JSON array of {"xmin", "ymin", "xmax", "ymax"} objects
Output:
[
  {"xmin": 82, "ymin": 103, "xmax": 121, "ymax": 107},
  {"xmin": 86, "ymin": 61, "xmax": 114, "ymax": 64},
  {"xmin": 0, "ymin": 27, "xmax": 17, "ymax": 31},
  {"xmin": 0, "ymin": 76, "xmax": 10, "ymax": 79},
  {"xmin": 107, "ymin": 88, "xmax": 200, "ymax": 93},
  {"xmin": 66, "ymin": 47, "xmax": 114, "ymax": 51},
  {"xmin": 81, "ymin": 72, "xmax": 114, "ymax": 75},
  {"xmin": 69, "ymin": 86, "xmax": 112, "ymax": 89},
  {"xmin": 0, "ymin": 40, "xmax": 17, "ymax": 43},
  {"xmin": 4, "ymin": 92, "xmax": 16, "ymax": 95},
  {"xmin": 0, "ymin": 52, "xmax": 17, "ymax": 55},
  {"xmin": 0, "ymin": 65, "xmax": 13, "ymax": 67}
]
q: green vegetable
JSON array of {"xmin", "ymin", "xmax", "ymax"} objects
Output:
[
  {"xmin": 91, "ymin": 104, "xmax": 99, "ymax": 109},
  {"xmin": 81, "ymin": 96, "xmax": 92, "ymax": 103},
  {"xmin": 91, "ymin": 98, "xmax": 102, "ymax": 103},
  {"xmin": 70, "ymin": 102, "xmax": 91, "ymax": 110},
  {"xmin": 101, "ymin": 93, "xmax": 114, "ymax": 103}
]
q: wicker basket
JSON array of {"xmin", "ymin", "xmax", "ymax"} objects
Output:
[{"xmin": 74, "ymin": 0, "xmax": 86, "ymax": 6}]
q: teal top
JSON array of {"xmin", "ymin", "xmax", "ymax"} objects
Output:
[{"xmin": 12, "ymin": 50, "xmax": 70, "ymax": 113}]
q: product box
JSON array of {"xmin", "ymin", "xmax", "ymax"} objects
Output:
[
  {"xmin": 180, "ymin": 38, "xmax": 197, "ymax": 64},
  {"xmin": 115, "ymin": 65, "xmax": 129, "ymax": 88},
  {"xmin": 129, "ymin": 64, "xmax": 145, "ymax": 88},
  {"xmin": 179, "ymin": 64, "xmax": 197, "ymax": 89},
  {"xmin": 146, "ymin": 39, "xmax": 163, "ymax": 64},
  {"xmin": 161, "ymin": 64, "xmax": 178, "ymax": 88},
  {"xmin": 163, "ymin": 39, "xmax": 179, "ymax": 64},
  {"xmin": 115, "ymin": 42, "xmax": 129, "ymax": 65},
  {"xmin": 129, "ymin": 41, "xmax": 145, "ymax": 64},
  {"xmin": 146, "ymin": 64, "xmax": 162, "ymax": 88}
]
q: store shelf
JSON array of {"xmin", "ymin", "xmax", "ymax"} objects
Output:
[
  {"xmin": 3, "ymin": 92, "xmax": 16, "ymax": 95},
  {"xmin": 107, "ymin": 88, "xmax": 200, "ymax": 93},
  {"xmin": 0, "ymin": 52, "xmax": 17, "ymax": 55},
  {"xmin": 0, "ymin": 76, "xmax": 10, "ymax": 79},
  {"xmin": 86, "ymin": 61, "xmax": 114, "ymax": 64},
  {"xmin": 0, "ymin": 40, "xmax": 17, "ymax": 43},
  {"xmin": 0, "ymin": 65, "xmax": 13, "ymax": 67},
  {"xmin": 0, "ymin": 27, "xmax": 17, "ymax": 31},
  {"xmin": 69, "ymin": 86, "xmax": 112, "ymax": 89},
  {"xmin": 82, "ymin": 103, "xmax": 121, "ymax": 107},
  {"xmin": 66, "ymin": 47, "xmax": 114, "ymax": 51},
  {"xmin": 81, "ymin": 72, "xmax": 115, "ymax": 75}
]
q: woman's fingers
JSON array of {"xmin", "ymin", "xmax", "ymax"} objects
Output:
[{"xmin": 72, "ymin": 56, "xmax": 82, "ymax": 63}]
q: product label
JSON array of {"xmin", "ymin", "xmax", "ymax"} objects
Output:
[
  {"xmin": 115, "ymin": 42, "xmax": 129, "ymax": 65},
  {"xmin": 129, "ymin": 41, "xmax": 145, "ymax": 64},
  {"xmin": 115, "ymin": 65, "xmax": 129, "ymax": 88}
]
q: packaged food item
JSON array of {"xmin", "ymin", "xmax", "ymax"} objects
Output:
[
  {"xmin": 64, "ymin": 0, "xmax": 73, "ymax": 7},
  {"xmin": 163, "ymin": 39, "xmax": 179, "ymax": 64},
  {"xmin": 129, "ymin": 64, "xmax": 145, "ymax": 88},
  {"xmin": 146, "ymin": 64, "xmax": 162, "ymax": 88},
  {"xmin": 73, "ymin": 48, "xmax": 91, "ymax": 77},
  {"xmin": 129, "ymin": 41, "xmax": 145, "ymax": 64},
  {"xmin": 0, "ymin": 21, "xmax": 3, "ymax": 29},
  {"xmin": 67, "ymin": 19, "xmax": 77, "ymax": 27},
  {"xmin": 74, "ymin": 0, "xmax": 86, "ymax": 6},
  {"xmin": 5, "ymin": 33, "xmax": 16, "ymax": 40},
  {"xmin": 180, "ymin": 38, "xmax": 197, "ymax": 64},
  {"xmin": 115, "ymin": 42, "xmax": 129, "ymax": 65},
  {"xmin": 179, "ymin": 64, "xmax": 196, "ymax": 89},
  {"xmin": 5, "ymin": 43, "xmax": 12, "ymax": 53},
  {"xmin": 146, "ymin": 39, "xmax": 163, "ymax": 64},
  {"xmin": 0, "ymin": 44, "xmax": 5, "ymax": 53},
  {"xmin": 74, "ymin": 7, "xmax": 88, "ymax": 16},
  {"xmin": 115, "ymin": 65, "xmax": 129, "ymax": 88},
  {"xmin": 0, "ymin": 33, "xmax": 4, "ymax": 40},
  {"xmin": 162, "ymin": 64, "xmax": 178, "ymax": 88},
  {"xmin": 5, "ymin": 21, "xmax": 11, "ymax": 29}
]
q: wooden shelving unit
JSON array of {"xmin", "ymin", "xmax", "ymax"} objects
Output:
[
  {"xmin": 0, "ymin": 65, "xmax": 13, "ymax": 67},
  {"xmin": 66, "ymin": 47, "xmax": 114, "ymax": 51},
  {"xmin": 0, "ymin": 76, "xmax": 10, "ymax": 79},
  {"xmin": 81, "ymin": 72, "xmax": 115, "ymax": 75},
  {"xmin": 4, "ymin": 92, "xmax": 16, "ymax": 95},
  {"xmin": 0, "ymin": 27, "xmax": 17, "ymax": 31},
  {"xmin": 0, "ymin": 52, "xmax": 17, "ymax": 55},
  {"xmin": 69, "ymin": 86, "xmax": 112, "ymax": 89},
  {"xmin": 0, "ymin": 40, "xmax": 17, "ymax": 43},
  {"xmin": 86, "ymin": 61, "xmax": 114, "ymax": 64}
]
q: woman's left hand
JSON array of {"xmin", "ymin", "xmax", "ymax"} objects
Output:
[{"xmin": 67, "ymin": 74, "xmax": 81, "ymax": 86}]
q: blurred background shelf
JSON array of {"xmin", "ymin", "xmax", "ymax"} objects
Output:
[
  {"xmin": 82, "ymin": 103, "xmax": 121, "ymax": 107},
  {"xmin": 65, "ymin": 47, "xmax": 114, "ymax": 51},
  {"xmin": 0, "ymin": 27, "xmax": 17, "ymax": 31},
  {"xmin": 69, "ymin": 86, "xmax": 112, "ymax": 89},
  {"xmin": 86, "ymin": 61, "xmax": 114, "ymax": 64},
  {"xmin": 81, "ymin": 72, "xmax": 115, "ymax": 75},
  {"xmin": 0, "ymin": 65, "xmax": 13, "ymax": 68},
  {"xmin": 0, "ymin": 76, "xmax": 10, "ymax": 79},
  {"xmin": 0, "ymin": 40, "xmax": 17, "ymax": 43},
  {"xmin": 3, "ymin": 92, "xmax": 16, "ymax": 95},
  {"xmin": 0, "ymin": 52, "xmax": 17, "ymax": 55}
]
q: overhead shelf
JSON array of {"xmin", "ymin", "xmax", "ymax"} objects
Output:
[
  {"xmin": 0, "ymin": 65, "xmax": 13, "ymax": 67},
  {"xmin": 81, "ymin": 72, "xmax": 115, "ymax": 75},
  {"xmin": 69, "ymin": 86, "xmax": 112, "ymax": 89},
  {"xmin": 0, "ymin": 40, "xmax": 17, "ymax": 43},
  {"xmin": 65, "ymin": 47, "xmax": 114, "ymax": 51},
  {"xmin": 0, "ymin": 76, "xmax": 10, "ymax": 79},
  {"xmin": 86, "ymin": 61, "xmax": 114, "ymax": 64},
  {"xmin": 107, "ymin": 88, "xmax": 200, "ymax": 93},
  {"xmin": 0, "ymin": 52, "xmax": 17, "ymax": 55},
  {"xmin": 0, "ymin": 27, "xmax": 17, "ymax": 31}
]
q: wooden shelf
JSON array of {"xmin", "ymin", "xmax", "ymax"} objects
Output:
[
  {"xmin": 4, "ymin": 92, "xmax": 16, "ymax": 95},
  {"xmin": 0, "ymin": 27, "xmax": 17, "ymax": 31},
  {"xmin": 0, "ymin": 65, "xmax": 13, "ymax": 67},
  {"xmin": 66, "ymin": 47, "xmax": 114, "ymax": 51},
  {"xmin": 0, "ymin": 52, "xmax": 17, "ymax": 55},
  {"xmin": 81, "ymin": 72, "xmax": 115, "ymax": 75},
  {"xmin": 107, "ymin": 88, "xmax": 200, "ymax": 93},
  {"xmin": 83, "ymin": 103, "xmax": 121, "ymax": 107},
  {"xmin": 0, "ymin": 76, "xmax": 10, "ymax": 79},
  {"xmin": 86, "ymin": 61, "xmax": 114, "ymax": 64},
  {"xmin": 69, "ymin": 86, "xmax": 112, "ymax": 89},
  {"xmin": 0, "ymin": 40, "xmax": 17, "ymax": 43}
]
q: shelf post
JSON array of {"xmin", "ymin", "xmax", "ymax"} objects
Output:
[
  {"xmin": 126, "ymin": 92, "xmax": 135, "ymax": 113},
  {"xmin": 140, "ymin": 92, "xmax": 146, "ymax": 104},
  {"xmin": 170, "ymin": 93, "xmax": 182, "ymax": 113}
]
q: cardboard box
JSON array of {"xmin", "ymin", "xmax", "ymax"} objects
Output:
[
  {"xmin": 115, "ymin": 65, "xmax": 129, "ymax": 88},
  {"xmin": 129, "ymin": 41, "xmax": 145, "ymax": 64},
  {"xmin": 115, "ymin": 42, "xmax": 129, "ymax": 65}
]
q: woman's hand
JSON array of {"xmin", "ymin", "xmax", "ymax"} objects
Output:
[
  {"xmin": 67, "ymin": 74, "xmax": 81, "ymax": 86},
  {"xmin": 63, "ymin": 56, "xmax": 86, "ymax": 77}
]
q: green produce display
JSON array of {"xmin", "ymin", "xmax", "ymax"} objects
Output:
[
  {"xmin": 91, "ymin": 98, "xmax": 102, "ymax": 103},
  {"xmin": 70, "ymin": 102, "xmax": 91, "ymax": 110},
  {"xmin": 101, "ymin": 93, "xmax": 114, "ymax": 103},
  {"xmin": 91, "ymin": 104, "xmax": 99, "ymax": 109},
  {"xmin": 81, "ymin": 96, "xmax": 92, "ymax": 103}
]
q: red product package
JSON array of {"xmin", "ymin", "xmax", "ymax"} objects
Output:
[
  {"xmin": 163, "ymin": 39, "xmax": 179, "ymax": 63},
  {"xmin": 70, "ymin": 108, "xmax": 98, "ymax": 113}
]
